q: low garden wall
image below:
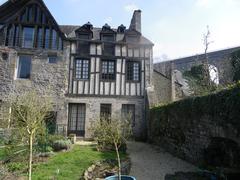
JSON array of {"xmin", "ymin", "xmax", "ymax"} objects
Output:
[{"xmin": 149, "ymin": 83, "xmax": 240, "ymax": 169}]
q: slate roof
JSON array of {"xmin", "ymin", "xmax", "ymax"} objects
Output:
[{"xmin": 59, "ymin": 25, "xmax": 153, "ymax": 45}]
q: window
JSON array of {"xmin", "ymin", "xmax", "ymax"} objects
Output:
[
  {"xmin": 75, "ymin": 59, "xmax": 89, "ymax": 79},
  {"xmin": 101, "ymin": 60, "xmax": 115, "ymax": 80},
  {"xmin": 102, "ymin": 34, "xmax": 115, "ymax": 42},
  {"xmin": 13, "ymin": 26, "xmax": 19, "ymax": 46},
  {"xmin": 37, "ymin": 27, "xmax": 43, "ymax": 48},
  {"xmin": 126, "ymin": 61, "xmax": 140, "ymax": 81},
  {"xmin": 78, "ymin": 33, "xmax": 90, "ymax": 40},
  {"xmin": 27, "ymin": 5, "xmax": 33, "ymax": 22},
  {"xmin": 44, "ymin": 28, "xmax": 50, "ymax": 49},
  {"xmin": 122, "ymin": 104, "xmax": 135, "ymax": 126},
  {"xmin": 68, "ymin": 104, "xmax": 86, "ymax": 136},
  {"xmin": 17, "ymin": 56, "xmax": 31, "ymax": 79},
  {"xmin": 51, "ymin": 30, "xmax": 57, "ymax": 50},
  {"xmin": 22, "ymin": 27, "xmax": 34, "ymax": 48},
  {"xmin": 48, "ymin": 56, "xmax": 58, "ymax": 64},
  {"xmin": 100, "ymin": 104, "xmax": 111, "ymax": 120}
]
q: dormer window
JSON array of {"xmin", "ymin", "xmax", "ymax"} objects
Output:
[
  {"xmin": 100, "ymin": 24, "xmax": 116, "ymax": 56},
  {"xmin": 75, "ymin": 22, "xmax": 93, "ymax": 55},
  {"xmin": 102, "ymin": 34, "xmax": 115, "ymax": 42},
  {"xmin": 78, "ymin": 33, "xmax": 90, "ymax": 40}
]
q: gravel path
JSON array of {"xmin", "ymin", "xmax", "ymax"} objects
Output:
[{"xmin": 127, "ymin": 141, "xmax": 198, "ymax": 180}]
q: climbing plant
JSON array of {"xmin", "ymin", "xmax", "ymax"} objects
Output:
[
  {"xmin": 231, "ymin": 49, "xmax": 240, "ymax": 82},
  {"xmin": 183, "ymin": 65, "xmax": 217, "ymax": 96}
]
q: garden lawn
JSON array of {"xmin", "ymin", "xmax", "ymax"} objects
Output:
[
  {"xmin": 31, "ymin": 145, "xmax": 124, "ymax": 180},
  {"xmin": 0, "ymin": 148, "xmax": 4, "ymax": 161}
]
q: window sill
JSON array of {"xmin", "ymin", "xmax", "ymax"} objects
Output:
[
  {"xmin": 14, "ymin": 78, "xmax": 31, "ymax": 81},
  {"xmin": 74, "ymin": 78, "xmax": 90, "ymax": 81},
  {"xmin": 100, "ymin": 79, "xmax": 116, "ymax": 82},
  {"xmin": 126, "ymin": 80, "xmax": 141, "ymax": 83}
]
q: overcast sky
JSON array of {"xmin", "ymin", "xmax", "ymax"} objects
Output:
[{"xmin": 1, "ymin": 0, "xmax": 240, "ymax": 62}]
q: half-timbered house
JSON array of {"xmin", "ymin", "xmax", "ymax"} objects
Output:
[{"xmin": 0, "ymin": 0, "xmax": 154, "ymax": 139}]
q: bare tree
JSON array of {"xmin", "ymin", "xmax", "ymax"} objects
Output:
[
  {"xmin": 202, "ymin": 25, "xmax": 214, "ymax": 86},
  {"xmin": 10, "ymin": 91, "xmax": 52, "ymax": 180},
  {"xmin": 90, "ymin": 116, "xmax": 132, "ymax": 180}
]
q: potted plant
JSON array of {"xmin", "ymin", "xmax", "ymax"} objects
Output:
[{"xmin": 90, "ymin": 116, "xmax": 135, "ymax": 180}]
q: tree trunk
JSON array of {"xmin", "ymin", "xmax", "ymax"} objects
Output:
[
  {"xmin": 114, "ymin": 141, "xmax": 121, "ymax": 180},
  {"xmin": 28, "ymin": 134, "xmax": 33, "ymax": 180}
]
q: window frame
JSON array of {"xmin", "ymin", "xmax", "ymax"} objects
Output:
[
  {"xmin": 48, "ymin": 55, "xmax": 58, "ymax": 64},
  {"xmin": 22, "ymin": 26, "xmax": 35, "ymax": 48},
  {"xmin": 126, "ymin": 60, "xmax": 141, "ymax": 82},
  {"xmin": 16, "ymin": 55, "xmax": 32, "ymax": 79},
  {"xmin": 122, "ymin": 104, "xmax": 135, "ymax": 127},
  {"xmin": 101, "ymin": 60, "xmax": 116, "ymax": 81},
  {"xmin": 74, "ymin": 58, "xmax": 90, "ymax": 80},
  {"xmin": 100, "ymin": 104, "xmax": 112, "ymax": 120}
]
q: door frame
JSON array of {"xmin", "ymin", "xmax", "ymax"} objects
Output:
[{"xmin": 68, "ymin": 103, "xmax": 86, "ymax": 136}]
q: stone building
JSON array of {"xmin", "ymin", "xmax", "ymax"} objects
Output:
[{"xmin": 0, "ymin": 0, "xmax": 154, "ymax": 139}]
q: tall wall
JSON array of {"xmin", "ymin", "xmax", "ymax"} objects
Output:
[
  {"xmin": 150, "ymin": 70, "xmax": 183, "ymax": 106},
  {"xmin": 149, "ymin": 84, "xmax": 240, "ymax": 168}
]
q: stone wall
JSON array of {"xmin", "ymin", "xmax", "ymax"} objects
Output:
[
  {"xmin": 149, "ymin": 84, "xmax": 240, "ymax": 168},
  {"xmin": 151, "ymin": 70, "xmax": 183, "ymax": 106},
  {"xmin": 66, "ymin": 96, "xmax": 146, "ymax": 140},
  {"xmin": 0, "ymin": 45, "xmax": 69, "ymax": 130}
]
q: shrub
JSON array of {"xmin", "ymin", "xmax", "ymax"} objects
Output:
[
  {"xmin": 48, "ymin": 135, "xmax": 66, "ymax": 146},
  {"xmin": 52, "ymin": 140, "xmax": 72, "ymax": 151}
]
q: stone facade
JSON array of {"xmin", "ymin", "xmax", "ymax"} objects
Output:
[
  {"xmin": 0, "ymin": 46, "xmax": 69, "ymax": 131},
  {"xmin": 66, "ymin": 96, "xmax": 146, "ymax": 139}
]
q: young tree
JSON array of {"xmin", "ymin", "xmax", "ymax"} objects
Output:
[
  {"xmin": 202, "ymin": 25, "xmax": 214, "ymax": 86},
  {"xmin": 10, "ymin": 91, "xmax": 52, "ymax": 180},
  {"xmin": 90, "ymin": 116, "xmax": 132, "ymax": 180}
]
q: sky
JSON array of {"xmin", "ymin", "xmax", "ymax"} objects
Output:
[{"xmin": 1, "ymin": 0, "xmax": 240, "ymax": 62}]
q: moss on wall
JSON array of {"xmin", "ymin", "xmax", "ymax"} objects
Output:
[{"xmin": 149, "ymin": 82, "xmax": 240, "ymax": 166}]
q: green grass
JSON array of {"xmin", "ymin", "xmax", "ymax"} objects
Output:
[
  {"xmin": 31, "ymin": 145, "xmax": 123, "ymax": 180},
  {"xmin": 0, "ymin": 148, "xmax": 5, "ymax": 161}
]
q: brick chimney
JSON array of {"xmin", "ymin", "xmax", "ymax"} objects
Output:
[{"xmin": 129, "ymin": 10, "xmax": 141, "ymax": 33}]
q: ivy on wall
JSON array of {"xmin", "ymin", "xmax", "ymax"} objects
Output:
[
  {"xmin": 231, "ymin": 50, "xmax": 240, "ymax": 82},
  {"xmin": 183, "ymin": 65, "xmax": 217, "ymax": 96},
  {"xmin": 150, "ymin": 82, "xmax": 240, "ymax": 143}
]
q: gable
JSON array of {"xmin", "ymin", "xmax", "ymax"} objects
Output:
[
  {"xmin": 0, "ymin": 0, "xmax": 64, "ymax": 38},
  {"xmin": 0, "ymin": 0, "xmax": 65, "ymax": 49}
]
